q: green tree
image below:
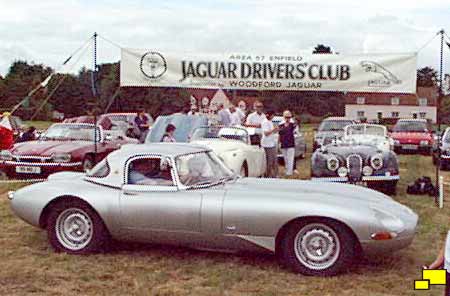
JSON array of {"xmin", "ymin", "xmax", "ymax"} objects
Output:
[
  {"xmin": 417, "ymin": 67, "xmax": 438, "ymax": 87},
  {"xmin": 312, "ymin": 44, "xmax": 333, "ymax": 54}
]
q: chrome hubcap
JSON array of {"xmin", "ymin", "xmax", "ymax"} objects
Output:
[
  {"xmin": 55, "ymin": 208, "xmax": 93, "ymax": 251},
  {"xmin": 294, "ymin": 223, "xmax": 340, "ymax": 270}
]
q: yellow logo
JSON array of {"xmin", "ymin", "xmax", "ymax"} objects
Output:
[{"xmin": 414, "ymin": 269, "xmax": 446, "ymax": 290}]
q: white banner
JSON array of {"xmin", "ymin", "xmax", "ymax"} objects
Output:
[{"xmin": 120, "ymin": 49, "xmax": 417, "ymax": 93}]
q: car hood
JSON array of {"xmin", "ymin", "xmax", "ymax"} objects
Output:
[
  {"xmin": 315, "ymin": 131, "xmax": 344, "ymax": 139},
  {"xmin": 390, "ymin": 132, "xmax": 432, "ymax": 141},
  {"xmin": 10, "ymin": 140, "xmax": 93, "ymax": 156},
  {"xmin": 225, "ymin": 178, "xmax": 396, "ymax": 206},
  {"xmin": 191, "ymin": 139, "xmax": 247, "ymax": 155},
  {"xmin": 320, "ymin": 144, "xmax": 381, "ymax": 159}
]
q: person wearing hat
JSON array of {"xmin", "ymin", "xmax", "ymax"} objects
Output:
[{"xmin": 278, "ymin": 110, "xmax": 298, "ymax": 176}]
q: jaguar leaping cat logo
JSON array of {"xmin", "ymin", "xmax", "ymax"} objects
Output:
[{"xmin": 360, "ymin": 61, "xmax": 401, "ymax": 85}]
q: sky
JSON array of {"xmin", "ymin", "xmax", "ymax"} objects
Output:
[{"xmin": 0, "ymin": 0, "xmax": 450, "ymax": 77}]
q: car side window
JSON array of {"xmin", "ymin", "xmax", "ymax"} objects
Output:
[{"xmin": 128, "ymin": 157, "xmax": 175, "ymax": 186}]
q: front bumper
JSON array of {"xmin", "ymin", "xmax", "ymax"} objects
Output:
[
  {"xmin": 311, "ymin": 175, "xmax": 400, "ymax": 182},
  {"xmin": 0, "ymin": 160, "xmax": 82, "ymax": 179},
  {"xmin": 394, "ymin": 143, "xmax": 431, "ymax": 153},
  {"xmin": 360, "ymin": 233, "xmax": 415, "ymax": 257}
]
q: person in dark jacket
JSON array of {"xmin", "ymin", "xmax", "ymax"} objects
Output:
[
  {"xmin": 278, "ymin": 110, "xmax": 297, "ymax": 176},
  {"xmin": 18, "ymin": 126, "xmax": 36, "ymax": 142},
  {"xmin": 135, "ymin": 109, "xmax": 150, "ymax": 143}
]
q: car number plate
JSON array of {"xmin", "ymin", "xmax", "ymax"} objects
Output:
[
  {"xmin": 402, "ymin": 144, "xmax": 418, "ymax": 150},
  {"xmin": 15, "ymin": 166, "xmax": 41, "ymax": 174}
]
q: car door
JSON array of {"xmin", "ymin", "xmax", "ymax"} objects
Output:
[{"xmin": 119, "ymin": 155, "xmax": 202, "ymax": 239}]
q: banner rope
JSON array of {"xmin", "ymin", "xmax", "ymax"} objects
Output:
[{"xmin": 30, "ymin": 41, "xmax": 93, "ymax": 120}]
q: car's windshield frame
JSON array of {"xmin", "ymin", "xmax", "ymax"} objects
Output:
[
  {"xmin": 190, "ymin": 126, "xmax": 250, "ymax": 144},
  {"xmin": 319, "ymin": 120, "xmax": 354, "ymax": 132},
  {"xmin": 41, "ymin": 123, "xmax": 104, "ymax": 142},
  {"xmin": 392, "ymin": 121, "xmax": 428, "ymax": 132}
]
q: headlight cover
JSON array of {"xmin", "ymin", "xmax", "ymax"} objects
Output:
[
  {"xmin": 0, "ymin": 150, "xmax": 13, "ymax": 161},
  {"xmin": 371, "ymin": 207, "xmax": 405, "ymax": 233},
  {"xmin": 52, "ymin": 153, "xmax": 71, "ymax": 163},
  {"xmin": 326, "ymin": 156, "xmax": 339, "ymax": 171},
  {"xmin": 370, "ymin": 154, "xmax": 383, "ymax": 170}
]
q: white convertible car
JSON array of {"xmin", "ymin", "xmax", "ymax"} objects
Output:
[{"xmin": 190, "ymin": 126, "xmax": 266, "ymax": 177}]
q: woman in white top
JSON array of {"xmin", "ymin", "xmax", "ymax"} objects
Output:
[
  {"xmin": 425, "ymin": 231, "xmax": 450, "ymax": 295},
  {"xmin": 161, "ymin": 124, "xmax": 176, "ymax": 143}
]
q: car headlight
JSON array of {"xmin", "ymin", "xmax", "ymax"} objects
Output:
[
  {"xmin": 420, "ymin": 140, "xmax": 429, "ymax": 146},
  {"xmin": 362, "ymin": 166, "xmax": 373, "ymax": 176},
  {"xmin": 337, "ymin": 167, "xmax": 348, "ymax": 177},
  {"xmin": 0, "ymin": 150, "xmax": 13, "ymax": 161},
  {"xmin": 52, "ymin": 153, "xmax": 71, "ymax": 163},
  {"xmin": 370, "ymin": 154, "xmax": 383, "ymax": 170},
  {"xmin": 326, "ymin": 156, "xmax": 339, "ymax": 171},
  {"xmin": 371, "ymin": 207, "xmax": 405, "ymax": 233}
]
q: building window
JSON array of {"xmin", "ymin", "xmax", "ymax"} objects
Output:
[
  {"xmin": 419, "ymin": 112, "xmax": 427, "ymax": 119},
  {"xmin": 391, "ymin": 97, "xmax": 400, "ymax": 105},
  {"xmin": 356, "ymin": 96, "xmax": 365, "ymax": 105},
  {"xmin": 357, "ymin": 111, "xmax": 365, "ymax": 118},
  {"xmin": 391, "ymin": 111, "xmax": 399, "ymax": 118},
  {"xmin": 418, "ymin": 98, "xmax": 428, "ymax": 106}
]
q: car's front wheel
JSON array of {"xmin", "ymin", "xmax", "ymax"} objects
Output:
[
  {"xmin": 47, "ymin": 198, "xmax": 109, "ymax": 254},
  {"xmin": 279, "ymin": 219, "xmax": 356, "ymax": 276}
]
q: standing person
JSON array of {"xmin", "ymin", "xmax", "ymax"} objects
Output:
[
  {"xmin": 229, "ymin": 105, "xmax": 241, "ymax": 126},
  {"xmin": 279, "ymin": 110, "xmax": 298, "ymax": 176},
  {"xmin": 424, "ymin": 231, "xmax": 450, "ymax": 295},
  {"xmin": 245, "ymin": 101, "xmax": 266, "ymax": 128},
  {"xmin": 134, "ymin": 109, "xmax": 150, "ymax": 143},
  {"xmin": 188, "ymin": 105, "xmax": 198, "ymax": 115},
  {"xmin": 0, "ymin": 113, "xmax": 14, "ymax": 150},
  {"xmin": 218, "ymin": 104, "xmax": 231, "ymax": 127},
  {"xmin": 261, "ymin": 110, "xmax": 279, "ymax": 178},
  {"xmin": 236, "ymin": 100, "xmax": 247, "ymax": 123},
  {"xmin": 161, "ymin": 124, "xmax": 176, "ymax": 142},
  {"xmin": 17, "ymin": 126, "xmax": 36, "ymax": 142}
]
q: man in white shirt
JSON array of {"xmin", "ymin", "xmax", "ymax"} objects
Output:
[
  {"xmin": 218, "ymin": 104, "xmax": 231, "ymax": 127},
  {"xmin": 236, "ymin": 100, "xmax": 247, "ymax": 123},
  {"xmin": 245, "ymin": 101, "xmax": 266, "ymax": 128},
  {"xmin": 261, "ymin": 110, "xmax": 278, "ymax": 178},
  {"xmin": 229, "ymin": 105, "xmax": 241, "ymax": 126}
]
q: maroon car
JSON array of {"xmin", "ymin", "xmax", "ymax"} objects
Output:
[{"xmin": 0, "ymin": 123, "xmax": 134, "ymax": 179}]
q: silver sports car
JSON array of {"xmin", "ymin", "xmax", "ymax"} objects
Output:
[{"xmin": 9, "ymin": 143, "xmax": 418, "ymax": 276}]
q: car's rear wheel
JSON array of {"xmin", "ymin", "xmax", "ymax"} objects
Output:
[
  {"xmin": 47, "ymin": 199, "xmax": 109, "ymax": 254},
  {"xmin": 82, "ymin": 155, "xmax": 95, "ymax": 172},
  {"xmin": 279, "ymin": 219, "xmax": 356, "ymax": 276}
]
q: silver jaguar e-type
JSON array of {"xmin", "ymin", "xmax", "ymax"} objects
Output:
[{"xmin": 9, "ymin": 143, "xmax": 418, "ymax": 276}]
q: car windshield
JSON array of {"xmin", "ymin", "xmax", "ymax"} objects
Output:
[
  {"xmin": 393, "ymin": 121, "xmax": 428, "ymax": 132},
  {"xmin": 190, "ymin": 126, "xmax": 249, "ymax": 143},
  {"xmin": 319, "ymin": 120, "xmax": 353, "ymax": 132},
  {"xmin": 346, "ymin": 125, "xmax": 385, "ymax": 137},
  {"xmin": 176, "ymin": 151, "xmax": 234, "ymax": 187},
  {"xmin": 41, "ymin": 124, "xmax": 101, "ymax": 141},
  {"xmin": 108, "ymin": 115, "xmax": 129, "ymax": 123}
]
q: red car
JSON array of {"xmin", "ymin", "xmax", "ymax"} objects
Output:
[
  {"xmin": 0, "ymin": 123, "xmax": 135, "ymax": 179},
  {"xmin": 390, "ymin": 118, "xmax": 434, "ymax": 154}
]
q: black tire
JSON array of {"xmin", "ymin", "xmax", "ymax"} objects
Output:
[
  {"xmin": 279, "ymin": 219, "xmax": 357, "ymax": 276},
  {"xmin": 380, "ymin": 181, "xmax": 397, "ymax": 195},
  {"xmin": 46, "ymin": 198, "xmax": 109, "ymax": 254},
  {"xmin": 82, "ymin": 155, "xmax": 95, "ymax": 172}
]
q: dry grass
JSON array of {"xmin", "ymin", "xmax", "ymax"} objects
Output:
[{"xmin": 1, "ymin": 125, "xmax": 450, "ymax": 295}]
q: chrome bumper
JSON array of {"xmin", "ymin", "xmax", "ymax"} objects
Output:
[
  {"xmin": 0, "ymin": 160, "xmax": 82, "ymax": 167},
  {"xmin": 311, "ymin": 175, "xmax": 400, "ymax": 182}
]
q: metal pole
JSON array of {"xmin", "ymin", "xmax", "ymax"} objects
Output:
[
  {"xmin": 93, "ymin": 32, "xmax": 98, "ymax": 159},
  {"xmin": 436, "ymin": 29, "xmax": 444, "ymax": 206}
]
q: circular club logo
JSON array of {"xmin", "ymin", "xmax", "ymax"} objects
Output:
[{"xmin": 140, "ymin": 52, "xmax": 167, "ymax": 79}]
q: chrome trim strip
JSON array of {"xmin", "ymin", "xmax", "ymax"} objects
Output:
[
  {"xmin": 1, "ymin": 161, "xmax": 82, "ymax": 167},
  {"xmin": 311, "ymin": 177, "xmax": 348, "ymax": 182},
  {"xmin": 362, "ymin": 175, "xmax": 400, "ymax": 181}
]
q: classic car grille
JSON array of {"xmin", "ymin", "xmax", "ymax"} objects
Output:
[
  {"xmin": 347, "ymin": 154, "xmax": 362, "ymax": 181},
  {"xmin": 12, "ymin": 156, "xmax": 52, "ymax": 163}
]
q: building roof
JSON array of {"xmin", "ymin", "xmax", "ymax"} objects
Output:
[{"xmin": 344, "ymin": 87, "xmax": 438, "ymax": 106}]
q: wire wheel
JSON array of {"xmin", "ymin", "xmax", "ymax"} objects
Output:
[
  {"xmin": 55, "ymin": 208, "xmax": 93, "ymax": 251},
  {"xmin": 293, "ymin": 223, "xmax": 341, "ymax": 271}
]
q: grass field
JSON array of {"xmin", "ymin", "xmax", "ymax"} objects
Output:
[{"xmin": 1, "ymin": 124, "xmax": 450, "ymax": 295}]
